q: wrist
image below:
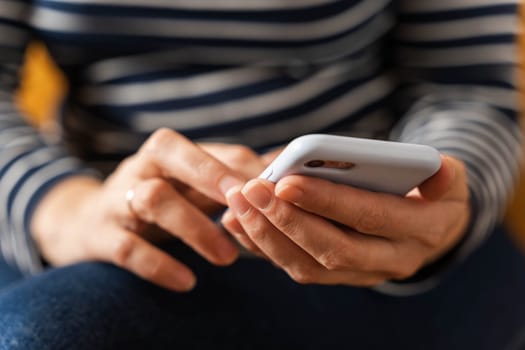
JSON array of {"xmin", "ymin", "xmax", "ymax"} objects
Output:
[{"xmin": 31, "ymin": 176, "xmax": 103, "ymax": 247}]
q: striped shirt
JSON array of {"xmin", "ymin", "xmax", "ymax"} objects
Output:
[{"xmin": 0, "ymin": 0, "xmax": 522, "ymax": 295}]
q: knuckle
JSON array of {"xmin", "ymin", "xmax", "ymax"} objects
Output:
[
  {"xmin": 353, "ymin": 200, "xmax": 388, "ymax": 234},
  {"xmin": 319, "ymin": 249, "xmax": 352, "ymax": 271},
  {"xmin": 112, "ymin": 235, "xmax": 136, "ymax": 267},
  {"xmin": 134, "ymin": 179, "xmax": 171, "ymax": 220},
  {"xmin": 319, "ymin": 238, "xmax": 371, "ymax": 272},
  {"xmin": 270, "ymin": 205, "xmax": 300, "ymax": 236},
  {"xmin": 288, "ymin": 265, "xmax": 319, "ymax": 285},
  {"xmin": 143, "ymin": 128, "xmax": 176, "ymax": 154},
  {"xmin": 245, "ymin": 219, "xmax": 267, "ymax": 242},
  {"xmin": 238, "ymin": 208, "xmax": 267, "ymax": 242}
]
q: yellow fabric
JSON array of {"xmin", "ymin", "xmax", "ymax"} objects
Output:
[
  {"xmin": 15, "ymin": 40, "xmax": 525, "ymax": 242},
  {"xmin": 17, "ymin": 42, "xmax": 67, "ymax": 127}
]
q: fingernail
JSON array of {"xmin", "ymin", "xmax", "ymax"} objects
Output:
[
  {"xmin": 227, "ymin": 188, "xmax": 252, "ymax": 216},
  {"xmin": 219, "ymin": 176, "xmax": 244, "ymax": 197},
  {"xmin": 221, "ymin": 209, "xmax": 234, "ymax": 223},
  {"xmin": 176, "ymin": 269, "xmax": 197, "ymax": 291},
  {"xmin": 243, "ymin": 182, "xmax": 273, "ymax": 210},
  {"xmin": 275, "ymin": 184, "xmax": 303, "ymax": 203}
]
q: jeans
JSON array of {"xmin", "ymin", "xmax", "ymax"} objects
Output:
[{"xmin": 0, "ymin": 226, "xmax": 524, "ymax": 350}]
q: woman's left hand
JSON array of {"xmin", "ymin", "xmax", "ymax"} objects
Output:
[{"xmin": 222, "ymin": 155, "xmax": 470, "ymax": 286}]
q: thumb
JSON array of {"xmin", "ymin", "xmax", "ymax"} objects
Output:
[{"xmin": 417, "ymin": 155, "xmax": 456, "ymax": 201}]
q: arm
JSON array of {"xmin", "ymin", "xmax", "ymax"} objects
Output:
[{"xmin": 0, "ymin": 0, "xmax": 98, "ymax": 274}]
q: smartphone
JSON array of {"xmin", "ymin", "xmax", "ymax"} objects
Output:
[{"xmin": 259, "ymin": 134, "xmax": 441, "ymax": 196}]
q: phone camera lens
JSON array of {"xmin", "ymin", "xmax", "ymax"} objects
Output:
[{"xmin": 305, "ymin": 160, "xmax": 325, "ymax": 168}]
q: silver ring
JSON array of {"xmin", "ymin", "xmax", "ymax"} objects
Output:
[
  {"xmin": 126, "ymin": 188, "xmax": 137, "ymax": 217},
  {"xmin": 125, "ymin": 188, "xmax": 145, "ymax": 233}
]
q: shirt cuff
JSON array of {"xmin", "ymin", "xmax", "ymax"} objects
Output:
[{"xmin": 0, "ymin": 144, "xmax": 101, "ymax": 275}]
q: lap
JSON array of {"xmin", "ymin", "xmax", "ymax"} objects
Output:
[
  {"xmin": 1, "ymin": 226, "xmax": 525, "ymax": 350},
  {"xmin": 0, "ymin": 255, "xmax": 23, "ymax": 290}
]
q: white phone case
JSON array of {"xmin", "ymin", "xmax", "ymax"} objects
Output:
[{"xmin": 259, "ymin": 134, "xmax": 441, "ymax": 196}]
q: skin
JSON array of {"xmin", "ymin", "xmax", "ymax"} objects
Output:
[
  {"xmin": 32, "ymin": 128, "xmax": 470, "ymax": 290},
  {"xmin": 222, "ymin": 155, "xmax": 471, "ymax": 287},
  {"xmin": 31, "ymin": 129, "xmax": 268, "ymax": 292}
]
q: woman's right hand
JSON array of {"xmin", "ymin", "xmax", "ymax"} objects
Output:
[{"xmin": 31, "ymin": 129, "xmax": 262, "ymax": 292}]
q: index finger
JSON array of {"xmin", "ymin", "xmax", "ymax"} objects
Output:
[
  {"xmin": 137, "ymin": 129, "xmax": 245, "ymax": 205},
  {"xmin": 199, "ymin": 143, "xmax": 266, "ymax": 179}
]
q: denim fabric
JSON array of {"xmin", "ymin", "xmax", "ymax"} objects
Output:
[
  {"xmin": 0, "ymin": 256, "xmax": 23, "ymax": 290},
  {"xmin": 0, "ymin": 226, "xmax": 524, "ymax": 350}
]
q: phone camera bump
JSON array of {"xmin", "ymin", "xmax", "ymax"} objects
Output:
[{"xmin": 305, "ymin": 160, "xmax": 325, "ymax": 168}]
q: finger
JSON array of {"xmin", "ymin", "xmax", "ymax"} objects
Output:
[
  {"xmin": 417, "ymin": 155, "xmax": 455, "ymax": 201},
  {"xmin": 131, "ymin": 178, "xmax": 238, "ymax": 266},
  {"xmin": 221, "ymin": 209, "xmax": 266, "ymax": 257},
  {"xmin": 137, "ymin": 129, "xmax": 245, "ymax": 204},
  {"xmin": 178, "ymin": 186, "xmax": 225, "ymax": 216},
  {"xmin": 240, "ymin": 180, "xmax": 416, "ymax": 276},
  {"xmin": 199, "ymin": 143, "xmax": 266, "ymax": 179},
  {"xmin": 228, "ymin": 186, "xmax": 327, "ymax": 279},
  {"xmin": 441, "ymin": 155, "xmax": 469, "ymax": 201},
  {"xmin": 227, "ymin": 187, "xmax": 390, "ymax": 286},
  {"xmin": 90, "ymin": 228, "xmax": 196, "ymax": 292},
  {"xmin": 275, "ymin": 175, "xmax": 454, "ymax": 241}
]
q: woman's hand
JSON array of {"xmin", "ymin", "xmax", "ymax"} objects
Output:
[
  {"xmin": 222, "ymin": 155, "xmax": 470, "ymax": 286},
  {"xmin": 31, "ymin": 129, "xmax": 266, "ymax": 292},
  {"xmin": 168, "ymin": 143, "xmax": 272, "ymax": 217}
]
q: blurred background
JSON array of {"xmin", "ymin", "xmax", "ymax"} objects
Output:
[{"xmin": 15, "ymin": 10, "xmax": 525, "ymax": 249}]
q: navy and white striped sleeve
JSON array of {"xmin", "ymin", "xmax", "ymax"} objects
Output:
[
  {"xmin": 0, "ymin": 0, "xmax": 98, "ymax": 274},
  {"xmin": 380, "ymin": 0, "xmax": 523, "ymax": 295}
]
